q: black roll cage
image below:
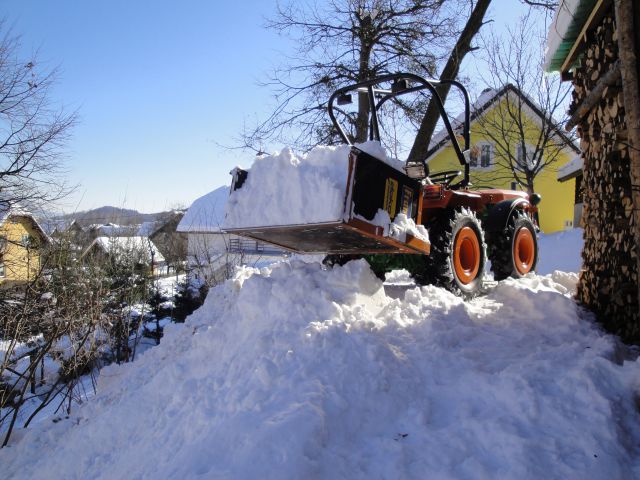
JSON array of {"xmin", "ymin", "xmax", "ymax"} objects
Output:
[{"xmin": 328, "ymin": 72, "xmax": 471, "ymax": 188}]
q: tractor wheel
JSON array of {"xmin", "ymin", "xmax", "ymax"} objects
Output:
[
  {"xmin": 487, "ymin": 210, "xmax": 538, "ymax": 281},
  {"xmin": 415, "ymin": 208, "xmax": 486, "ymax": 298}
]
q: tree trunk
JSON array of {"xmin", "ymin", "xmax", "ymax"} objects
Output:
[
  {"xmin": 615, "ymin": 0, "xmax": 640, "ymax": 317},
  {"xmin": 355, "ymin": 15, "xmax": 374, "ymax": 143},
  {"xmin": 407, "ymin": 0, "xmax": 492, "ymax": 163},
  {"xmin": 356, "ymin": 46, "xmax": 372, "ymax": 143}
]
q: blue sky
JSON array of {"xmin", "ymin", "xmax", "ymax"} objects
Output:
[{"xmin": 5, "ymin": 0, "xmax": 534, "ymax": 213}]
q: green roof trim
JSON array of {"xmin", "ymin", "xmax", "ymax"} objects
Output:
[{"xmin": 545, "ymin": 0, "xmax": 600, "ymax": 72}]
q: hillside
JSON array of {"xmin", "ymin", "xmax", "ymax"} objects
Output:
[
  {"xmin": 55, "ymin": 206, "xmax": 171, "ymax": 227},
  {"xmin": 2, "ymin": 246, "xmax": 639, "ymax": 479}
]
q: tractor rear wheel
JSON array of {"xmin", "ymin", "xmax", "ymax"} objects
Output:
[
  {"xmin": 415, "ymin": 208, "xmax": 486, "ymax": 297},
  {"xmin": 488, "ymin": 210, "xmax": 538, "ymax": 281}
]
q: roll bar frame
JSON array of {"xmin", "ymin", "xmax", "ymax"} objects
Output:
[{"xmin": 328, "ymin": 72, "xmax": 471, "ymax": 188}]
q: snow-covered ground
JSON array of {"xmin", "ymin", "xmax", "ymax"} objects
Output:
[
  {"xmin": 537, "ymin": 227, "xmax": 584, "ymax": 275},
  {"xmin": 1, "ymin": 274, "xmax": 185, "ymax": 438},
  {"xmin": 2, "ymin": 228, "xmax": 639, "ymax": 479}
]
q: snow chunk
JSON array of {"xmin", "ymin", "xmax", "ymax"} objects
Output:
[
  {"xmin": 389, "ymin": 213, "xmax": 429, "ymax": 243},
  {"xmin": 366, "ymin": 209, "xmax": 429, "ymax": 243}
]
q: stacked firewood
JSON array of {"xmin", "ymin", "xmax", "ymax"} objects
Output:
[{"xmin": 571, "ymin": 10, "xmax": 639, "ymax": 339}]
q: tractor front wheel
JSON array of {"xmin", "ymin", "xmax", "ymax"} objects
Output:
[
  {"xmin": 488, "ymin": 210, "xmax": 538, "ymax": 281},
  {"xmin": 415, "ymin": 208, "xmax": 486, "ymax": 297}
]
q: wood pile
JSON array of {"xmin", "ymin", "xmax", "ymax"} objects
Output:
[{"xmin": 570, "ymin": 9, "xmax": 639, "ymax": 341}]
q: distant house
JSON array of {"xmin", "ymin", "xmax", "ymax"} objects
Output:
[
  {"xmin": 426, "ymin": 84, "xmax": 580, "ymax": 233},
  {"xmin": 49, "ymin": 219, "xmax": 90, "ymax": 248},
  {"xmin": 148, "ymin": 212, "xmax": 187, "ymax": 274},
  {"xmin": 82, "ymin": 236, "xmax": 166, "ymax": 276},
  {"xmin": 177, "ymin": 186, "xmax": 286, "ymax": 285},
  {"xmin": 86, "ymin": 223, "xmax": 137, "ymax": 241},
  {"xmin": 136, "ymin": 221, "xmax": 158, "ymax": 237},
  {"xmin": 0, "ymin": 204, "xmax": 50, "ymax": 286}
]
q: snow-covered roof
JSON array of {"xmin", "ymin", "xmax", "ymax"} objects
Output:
[
  {"xmin": 0, "ymin": 201, "xmax": 28, "ymax": 224},
  {"xmin": 136, "ymin": 221, "xmax": 158, "ymax": 237},
  {"xmin": 557, "ymin": 155, "xmax": 584, "ymax": 182},
  {"xmin": 84, "ymin": 236, "xmax": 165, "ymax": 264},
  {"xmin": 88, "ymin": 223, "xmax": 137, "ymax": 237},
  {"xmin": 426, "ymin": 84, "xmax": 580, "ymax": 161},
  {"xmin": 177, "ymin": 185, "xmax": 229, "ymax": 233},
  {"xmin": 0, "ymin": 202, "xmax": 51, "ymax": 243},
  {"xmin": 426, "ymin": 87, "xmax": 496, "ymax": 152},
  {"xmin": 544, "ymin": 0, "xmax": 599, "ymax": 72}
]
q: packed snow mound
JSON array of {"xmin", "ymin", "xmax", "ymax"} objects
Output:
[
  {"xmin": 223, "ymin": 141, "xmax": 404, "ymax": 229},
  {"xmin": 3, "ymin": 261, "xmax": 640, "ymax": 479}
]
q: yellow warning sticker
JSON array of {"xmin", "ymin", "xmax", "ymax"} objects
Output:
[
  {"xmin": 400, "ymin": 186, "xmax": 414, "ymax": 217},
  {"xmin": 383, "ymin": 178, "xmax": 398, "ymax": 219}
]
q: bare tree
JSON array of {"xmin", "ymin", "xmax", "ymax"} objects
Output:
[
  {"xmin": 470, "ymin": 13, "xmax": 575, "ymax": 194},
  {"xmin": 243, "ymin": 0, "xmax": 468, "ymax": 152},
  {"xmin": 1, "ymin": 237, "xmax": 109, "ymax": 447},
  {"xmin": 407, "ymin": 0, "xmax": 492, "ymax": 164},
  {"xmin": 520, "ymin": 0, "xmax": 557, "ymax": 11},
  {"xmin": 0, "ymin": 24, "xmax": 76, "ymax": 211}
]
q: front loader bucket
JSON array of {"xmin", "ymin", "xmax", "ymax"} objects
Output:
[{"xmin": 224, "ymin": 147, "xmax": 430, "ymax": 256}]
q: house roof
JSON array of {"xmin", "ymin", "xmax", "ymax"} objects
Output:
[
  {"xmin": 177, "ymin": 185, "xmax": 229, "ymax": 233},
  {"xmin": 557, "ymin": 155, "xmax": 584, "ymax": 182},
  {"xmin": 83, "ymin": 236, "xmax": 165, "ymax": 264},
  {"xmin": 426, "ymin": 84, "xmax": 580, "ymax": 161},
  {"xmin": 88, "ymin": 223, "xmax": 137, "ymax": 236},
  {"xmin": 136, "ymin": 221, "xmax": 158, "ymax": 237},
  {"xmin": 544, "ymin": 0, "xmax": 603, "ymax": 73},
  {"xmin": 0, "ymin": 202, "xmax": 51, "ymax": 244}
]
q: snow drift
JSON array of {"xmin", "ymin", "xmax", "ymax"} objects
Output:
[{"xmin": 2, "ymin": 258, "xmax": 640, "ymax": 479}]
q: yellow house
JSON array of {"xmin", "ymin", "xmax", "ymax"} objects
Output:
[
  {"xmin": 0, "ymin": 206, "xmax": 50, "ymax": 286},
  {"xmin": 426, "ymin": 84, "xmax": 580, "ymax": 233}
]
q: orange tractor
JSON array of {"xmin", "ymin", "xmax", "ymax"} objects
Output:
[{"xmin": 226, "ymin": 73, "xmax": 540, "ymax": 297}]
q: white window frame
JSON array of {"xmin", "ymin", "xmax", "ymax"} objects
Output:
[
  {"xmin": 516, "ymin": 143, "xmax": 536, "ymax": 169},
  {"xmin": 470, "ymin": 142, "xmax": 493, "ymax": 170},
  {"xmin": 0, "ymin": 262, "xmax": 5, "ymax": 278}
]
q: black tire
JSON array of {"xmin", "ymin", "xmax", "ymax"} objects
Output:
[
  {"xmin": 415, "ymin": 208, "xmax": 487, "ymax": 298},
  {"xmin": 487, "ymin": 210, "xmax": 538, "ymax": 281}
]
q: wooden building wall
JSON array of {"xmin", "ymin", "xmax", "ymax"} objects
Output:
[{"xmin": 570, "ymin": 7, "xmax": 639, "ymax": 342}]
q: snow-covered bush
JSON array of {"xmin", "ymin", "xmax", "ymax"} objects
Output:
[{"xmin": 0, "ymin": 235, "xmax": 160, "ymax": 446}]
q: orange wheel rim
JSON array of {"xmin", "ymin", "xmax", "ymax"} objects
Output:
[
  {"xmin": 514, "ymin": 227, "xmax": 535, "ymax": 275},
  {"xmin": 453, "ymin": 226, "xmax": 480, "ymax": 284}
]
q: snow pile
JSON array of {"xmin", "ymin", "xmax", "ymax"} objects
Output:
[
  {"xmin": 223, "ymin": 142, "xmax": 404, "ymax": 229},
  {"xmin": 3, "ymin": 259, "xmax": 640, "ymax": 479}
]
